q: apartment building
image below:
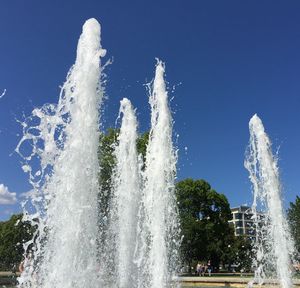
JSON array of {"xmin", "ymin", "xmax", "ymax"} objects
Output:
[{"xmin": 229, "ymin": 205, "xmax": 255, "ymax": 237}]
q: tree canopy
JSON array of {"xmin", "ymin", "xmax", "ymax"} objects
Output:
[
  {"xmin": 288, "ymin": 195, "xmax": 300, "ymax": 255},
  {"xmin": 176, "ymin": 178, "xmax": 238, "ymax": 270},
  {"xmin": 0, "ymin": 214, "xmax": 33, "ymax": 271}
]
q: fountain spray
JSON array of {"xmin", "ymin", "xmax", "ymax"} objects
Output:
[
  {"xmin": 135, "ymin": 60, "xmax": 181, "ymax": 288},
  {"xmin": 109, "ymin": 98, "xmax": 141, "ymax": 288},
  {"xmin": 245, "ymin": 114, "xmax": 294, "ymax": 288},
  {"xmin": 17, "ymin": 18, "xmax": 105, "ymax": 288}
]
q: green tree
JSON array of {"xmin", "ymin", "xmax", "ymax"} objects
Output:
[
  {"xmin": 0, "ymin": 214, "xmax": 33, "ymax": 271},
  {"xmin": 288, "ymin": 196, "xmax": 300, "ymax": 255},
  {"xmin": 98, "ymin": 128, "xmax": 120, "ymax": 216},
  {"xmin": 234, "ymin": 236, "xmax": 252, "ymax": 272},
  {"xmin": 176, "ymin": 178, "xmax": 235, "ymax": 271},
  {"xmin": 136, "ymin": 131, "xmax": 149, "ymax": 166},
  {"xmin": 222, "ymin": 235, "xmax": 252, "ymax": 272}
]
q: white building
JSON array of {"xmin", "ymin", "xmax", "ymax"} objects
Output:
[{"xmin": 229, "ymin": 206, "xmax": 255, "ymax": 237}]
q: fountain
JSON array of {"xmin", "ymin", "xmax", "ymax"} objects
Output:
[
  {"xmin": 245, "ymin": 114, "xmax": 295, "ymax": 288},
  {"xmin": 10, "ymin": 13, "xmax": 297, "ymax": 288},
  {"xmin": 16, "ymin": 18, "xmax": 106, "ymax": 288},
  {"xmin": 102, "ymin": 98, "xmax": 141, "ymax": 287},
  {"xmin": 134, "ymin": 61, "xmax": 181, "ymax": 288},
  {"xmin": 100, "ymin": 62, "xmax": 181, "ymax": 288},
  {"xmin": 16, "ymin": 18, "xmax": 180, "ymax": 288}
]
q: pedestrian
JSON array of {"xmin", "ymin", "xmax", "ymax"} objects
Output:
[
  {"xmin": 196, "ymin": 262, "xmax": 201, "ymax": 276},
  {"xmin": 207, "ymin": 260, "xmax": 212, "ymax": 276}
]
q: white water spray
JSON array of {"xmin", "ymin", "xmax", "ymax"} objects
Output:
[
  {"xmin": 245, "ymin": 114, "xmax": 294, "ymax": 288},
  {"xmin": 110, "ymin": 98, "xmax": 141, "ymax": 288},
  {"xmin": 17, "ymin": 18, "xmax": 105, "ymax": 288},
  {"xmin": 135, "ymin": 60, "xmax": 181, "ymax": 288},
  {"xmin": 0, "ymin": 89, "xmax": 6, "ymax": 99}
]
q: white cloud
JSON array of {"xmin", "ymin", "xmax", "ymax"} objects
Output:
[{"xmin": 0, "ymin": 184, "xmax": 17, "ymax": 205}]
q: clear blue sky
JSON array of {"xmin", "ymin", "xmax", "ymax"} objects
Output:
[{"xmin": 0, "ymin": 0, "xmax": 300, "ymax": 220}]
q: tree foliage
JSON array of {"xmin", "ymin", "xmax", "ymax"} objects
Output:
[
  {"xmin": 136, "ymin": 131, "xmax": 149, "ymax": 167},
  {"xmin": 288, "ymin": 196, "xmax": 300, "ymax": 255},
  {"xmin": 0, "ymin": 214, "xmax": 33, "ymax": 271},
  {"xmin": 231, "ymin": 236, "xmax": 252, "ymax": 272},
  {"xmin": 176, "ymin": 178, "xmax": 236, "ymax": 270},
  {"xmin": 98, "ymin": 128, "xmax": 120, "ymax": 216}
]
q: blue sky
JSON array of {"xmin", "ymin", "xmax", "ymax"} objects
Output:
[{"xmin": 0, "ymin": 0, "xmax": 300, "ymax": 220}]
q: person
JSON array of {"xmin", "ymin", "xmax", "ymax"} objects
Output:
[
  {"xmin": 196, "ymin": 262, "xmax": 201, "ymax": 276},
  {"xmin": 201, "ymin": 263, "xmax": 205, "ymax": 276},
  {"xmin": 207, "ymin": 260, "xmax": 212, "ymax": 276}
]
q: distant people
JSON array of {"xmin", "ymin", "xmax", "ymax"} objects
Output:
[{"xmin": 207, "ymin": 260, "xmax": 212, "ymax": 276}]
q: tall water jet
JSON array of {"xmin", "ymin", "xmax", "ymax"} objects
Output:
[
  {"xmin": 108, "ymin": 98, "xmax": 141, "ymax": 288},
  {"xmin": 245, "ymin": 114, "xmax": 294, "ymax": 288},
  {"xmin": 135, "ymin": 60, "xmax": 181, "ymax": 288},
  {"xmin": 16, "ymin": 18, "xmax": 105, "ymax": 288}
]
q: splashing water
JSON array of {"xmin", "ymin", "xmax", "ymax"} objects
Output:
[
  {"xmin": 245, "ymin": 114, "xmax": 294, "ymax": 288},
  {"xmin": 100, "ymin": 62, "xmax": 181, "ymax": 288},
  {"xmin": 0, "ymin": 89, "xmax": 6, "ymax": 99},
  {"xmin": 135, "ymin": 60, "xmax": 181, "ymax": 288},
  {"xmin": 16, "ymin": 18, "xmax": 105, "ymax": 288},
  {"xmin": 108, "ymin": 98, "xmax": 141, "ymax": 288},
  {"xmin": 16, "ymin": 18, "xmax": 180, "ymax": 287}
]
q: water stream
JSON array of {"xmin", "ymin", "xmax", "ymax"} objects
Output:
[
  {"xmin": 245, "ymin": 114, "xmax": 294, "ymax": 288},
  {"xmin": 109, "ymin": 98, "xmax": 141, "ymax": 288},
  {"xmin": 134, "ymin": 61, "xmax": 181, "ymax": 288},
  {"xmin": 16, "ymin": 18, "xmax": 105, "ymax": 288}
]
